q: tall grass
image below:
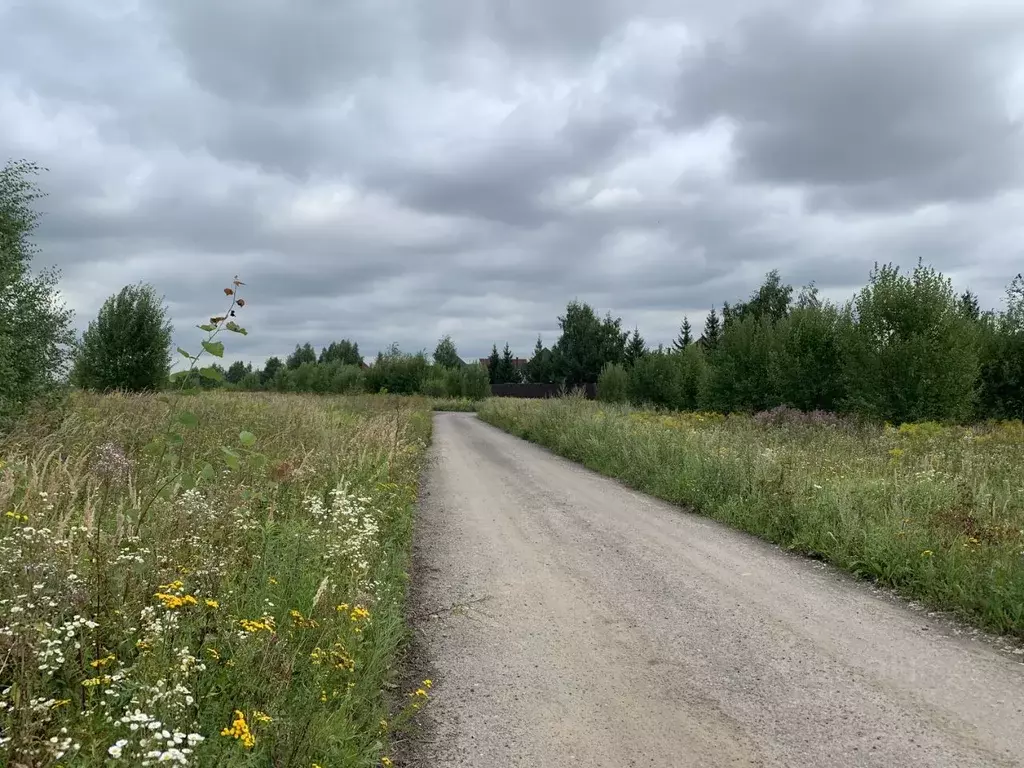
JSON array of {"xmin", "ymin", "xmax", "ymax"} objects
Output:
[
  {"xmin": 0, "ymin": 391, "xmax": 431, "ymax": 767},
  {"xmin": 478, "ymin": 396, "xmax": 1024, "ymax": 637}
]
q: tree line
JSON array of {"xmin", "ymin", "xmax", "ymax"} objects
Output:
[{"xmin": 4, "ymin": 159, "xmax": 1023, "ymax": 426}]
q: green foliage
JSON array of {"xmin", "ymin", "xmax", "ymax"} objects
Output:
[
  {"xmin": 843, "ymin": 261, "xmax": 980, "ymax": 423},
  {"xmin": 552, "ymin": 300, "xmax": 628, "ymax": 386},
  {"xmin": 261, "ymin": 356, "xmax": 283, "ymax": 386},
  {"xmin": 318, "ymin": 339, "xmax": 361, "ymax": 367},
  {"xmin": 978, "ymin": 275, "xmax": 1024, "ymax": 419},
  {"xmin": 773, "ymin": 293, "xmax": 848, "ymax": 412},
  {"xmin": 494, "ymin": 343, "xmax": 522, "ymax": 384},
  {"xmin": 460, "ymin": 363, "xmax": 491, "ymax": 400},
  {"xmin": 704, "ymin": 315, "xmax": 782, "ymax": 413},
  {"xmin": 526, "ymin": 336, "xmax": 556, "ymax": 384},
  {"xmin": 420, "ymin": 369, "xmax": 450, "ymax": 398},
  {"xmin": 432, "ymin": 334, "xmax": 462, "ymax": 369},
  {"xmin": 0, "ymin": 160, "xmax": 75, "ymax": 428},
  {"xmin": 628, "ymin": 350, "xmax": 684, "ymax": 409},
  {"xmin": 701, "ymin": 307, "xmax": 721, "ymax": 351},
  {"xmin": 225, "ymin": 360, "xmax": 252, "ymax": 385},
  {"xmin": 286, "ymin": 343, "xmax": 317, "ymax": 370},
  {"xmin": 597, "ymin": 362, "xmax": 629, "ymax": 403},
  {"xmin": 73, "ymin": 283, "xmax": 173, "ymax": 393},
  {"xmin": 364, "ymin": 343, "xmax": 428, "ymax": 395},
  {"xmin": 486, "ymin": 344, "xmax": 500, "ymax": 385},
  {"xmin": 672, "ymin": 317, "xmax": 692, "ymax": 352},
  {"xmin": 624, "ymin": 328, "xmax": 646, "ymax": 368}
]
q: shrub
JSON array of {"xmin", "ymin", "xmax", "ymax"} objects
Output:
[
  {"xmin": 460, "ymin": 363, "xmax": 491, "ymax": 400},
  {"xmin": 420, "ymin": 371, "xmax": 449, "ymax": 398},
  {"xmin": 628, "ymin": 352, "xmax": 683, "ymax": 409},
  {"xmin": 73, "ymin": 283, "xmax": 173, "ymax": 392},
  {"xmin": 597, "ymin": 362, "xmax": 629, "ymax": 403},
  {"xmin": 364, "ymin": 345, "xmax": 429, "ymax": 395}
]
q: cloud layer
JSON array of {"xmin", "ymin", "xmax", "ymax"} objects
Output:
[{"xmin": 3, "ymin": 0, "xmax": 1023, "ymax": 365}]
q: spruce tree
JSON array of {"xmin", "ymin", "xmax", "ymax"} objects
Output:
[
  {"xmin": 701, "ymin": 307, "xmax": 722, "ymax": 351},
  {"xmin": 672, "ymin": 317, "xmax": 692, "ymax": 351},
  {"xmin": 624, "ymin": 328, "xmax": 647, "ymax": 367}
]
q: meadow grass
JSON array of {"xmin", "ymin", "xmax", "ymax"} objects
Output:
[
  {"xmin": 0, "ymin": 391, "xmax": 432, "ymax": 767},
  {"xmin": 427, "ymin": 397, "xmax": 478, "ymax": 413},
  {"xmin": 478, "ymin": 396, "xmax": 1024, "ymax": 637}
]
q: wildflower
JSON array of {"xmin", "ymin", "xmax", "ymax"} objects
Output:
[
  {"xmin": 153, "ymin": 592, "xmax": 198, "ymax": 610},
  {"xmin": 382, "ymin": 758, "xmax": 394, "ymax": 767},
  {"xmin": 205, "ymin": 599, "xmax": 219, "ymax": 608},
  {"xmin": 205, "ymin": 647, "xmax": 221, "ymax": 660},
  {"xmin": 290, "ymin": 609, "xmax": 319, "ymax": 629},
  {"xmin": 90, "ymin": 654, "xmax": 116, "ymax": 668},
  {"xmin": 252, "ymin": 710, "xmax": 272, "ymax": 724},
  {"xmin": 239, "ymin": 617, "xmax": 276, "ymax": 634},
  {"xmin": 221, "ymin": 710, "xmax": 255, "ymax": 749},
  {"xmin": 92, "ymin": 442, "xmax": 134, "ymax": 482},
  {"xmin": 108, "ymin": 739, "xmax": 129, "ymax": 759},
  {"xmin": 921, "ymin": 550, "xmax": 934, "ymax": 558},
  {"xmin": 350, "ymin": 605, "xmax": 371, "ymax": 622},
  {"xmin": 268, "ymin": 577, "xmax": 278, "ymax": 585}
]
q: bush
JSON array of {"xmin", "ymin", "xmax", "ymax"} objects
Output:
[
  {"xmin": 420, "ymin": 371, "xmax": 449, "ymax": 398},
  {"xmin": 597, "ymin": 362, "xmax": 629, "ymax": 403},
  {"xmin": 0, "ymin": 160, "xmax": 75, "ymax": 428},
  {"xmin": 73, "ymin": 283, "xmax": 173, "ymax": 393},
  {"xmin": 327, "ymin": 363, "xmax": 366, "ymax": 394},
  {"xmin": 460, "ymin": 363, "xmax": 491, "ymax": 400},
  {"xmin": 364, "ymin": 345, "xmax": 429, "ymax": 395},
  {"xmin": 628, "ymin": 352, "xmax": 683, "ymax": 409}
]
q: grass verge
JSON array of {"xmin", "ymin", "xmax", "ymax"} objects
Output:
[
  {"xmin": 0, "ymin": 391, "xmax": 431, "ymax": 767},
  {"xmin": 477, "ymin": 396, "xmax": 1024, "ymax": 637}
]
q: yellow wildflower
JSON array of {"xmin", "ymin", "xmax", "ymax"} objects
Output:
[
  {"xmin": 205, "ymin": 599, "xmax": 220, "ymax": 608},
  {"xmin": 290, "ymin": 609, "xmax": 319, "ymax": 629},
  {"xmin": 382, "ymin": 758, "xmax": 394, "ymax": 767},
  {"xmin": 51, "ymin": 699, "xmax": 72, "ymax": 708},
  {"xmin": 82, "ymin": 676, "xmax": 112, "ymax": 687},
  {"xmin": 350, "ymin": 605, "xmax": 371, "ymax": 622},
  {"xmin": 921, "ymin": 550, "xmax": 934, "ymax": 558},
  {"xmin": 90, "ymin": 654, "xmax": 116, "ymax": 668},
  {"xmin": 268, "ymin": 577, "xmax": 278, "ymax": 585},
  {"xmin": 154, "ymin": 592, "xmax": 198, "ymax": 610},
  {"xmin": 221, "ymin": 710, "xmax": 255, "ymax": 749},
  {"xmin": 205, "ymin": 647, "xmax": 221, "ymax": 660},
  {"xmin": 252, "ymin": 711, "xmax": 272, "ymax": 724},
  {"xmin": 239, "ymin": 617, "xmax": 276, "ymax": 634}
]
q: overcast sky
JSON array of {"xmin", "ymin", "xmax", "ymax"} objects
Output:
[{"xmin": 3, "ymin": 0, "xmax": 1024, "ymax": 366}]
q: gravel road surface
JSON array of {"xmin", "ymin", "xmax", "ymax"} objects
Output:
[{"xmin": 410, "ymin": 413, "xmax": 1024, "ymax": 767}]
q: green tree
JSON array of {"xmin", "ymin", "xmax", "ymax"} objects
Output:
[
  {"xmin": 773, "ymin": 290, "xmax": 848, "ymax": 412},
  {"xmin": 364, "ymin": 343, "xmax": 429, "ymax": 394},
  {"xmin": 319, "ymin": 339, "xmax": 361, "ymax": 367},
  {"xmin": 624, "ymin": 328, "xmax": 646, "ymax": 368},
  {"xmin": 704, "ymin": 314, "xmax": 782, "ymax": 413},
  {"xmin": 494, "ymin": 343, "xmax": 521, "ymax": 384},
  {"xmin": 672, "ymin": 317, "xmax": 692, "ymax": 352},
  {"xmin": 0, "ymin": 160, "xmax": 74, "ymax": 426},
  {"xmin": 843, "ymin": 261, "xmax": 979, "ymax": 423},
  {"xmin": 597, "ymin": 362, "xmax": 629, "ymax": 403},
  {"xmin": 433, "ymin": 334, "xmax": 462, "ymax": 369},
  {"xmin": 486, "ymin": 344, "xmax": 500, "ymax": 385},
  {"xmin": 261, "ymin": 356, "xmax": 283, "ymax": 385},
  {"xmin": 701, "ymin": 307, "xmax": 721, "ymax": 351},
  {"xmin": 225, "ymin": 360, "xmax": 252, "ymax": 385},
  {"xmin": 526, "ymin": 336, "xmax": 556, "ymax": 384},
  {"xmin": 959, "ymin": 290, "xmax": 981, "ymax": 320},
  {"xmin": 977, "ymin": 274, "xmax": 1024, "ymax": 420},
  {"xmin": 73, "ymin": 283, "xmax": 173, "ymax": 392},
  {"xmin": 628, "ymin": 349, "xmax": 684, "ymax": 409},
  {"xmin": 727, "ymin": 270, "xmax": 793, "ymax": 326},
  {"xmin": 552, "ymin": 301, "xmax": 628, "ymax": 386},
  {"xmin": 286, "ymin": 343, "xmax": 317, "ymax": 370}
]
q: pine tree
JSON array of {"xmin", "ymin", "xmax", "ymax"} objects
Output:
[
  {"xmin": 701, "ymin": 307, "xmax": 721, "ymax": 351},
  {"xmin": 486, "ymin": 344, "xmax": 500, "ymax": 384},
  {"xmin": 624, "ymin": 328, "xmax": 646, "ymax": 367},
  {"xmin": 495, "ymin": 343, "xmax": 521, "ymax": 384},
  {"xmin": 672, "ymin": 317, "xmax": 692, "ymax": 352}
]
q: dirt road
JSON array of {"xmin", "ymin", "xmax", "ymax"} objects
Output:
[{"xmin": 410, "ymin": 413, "xmax": 1024, "ymax": 767}]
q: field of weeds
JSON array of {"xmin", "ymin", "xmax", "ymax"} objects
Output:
[
  {"xmin": 0, "ymin": 391, "xmax": 431, "ymax": 767},
  {"xmin": 478, "ymin": 397, "xmax": 1024, "ymax": 637}
]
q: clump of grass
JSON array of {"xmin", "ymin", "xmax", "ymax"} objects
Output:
[
  {"xmin": 428, "ymin": 397, "xmax": 480, "ymax": 412},
  {"xmin": 478, "ymin": 396, "xmax": 1024, "ymax": 637},
  {"xmin": 0, "ymin": 391, "xmax": 431, "ymax": 766}
]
